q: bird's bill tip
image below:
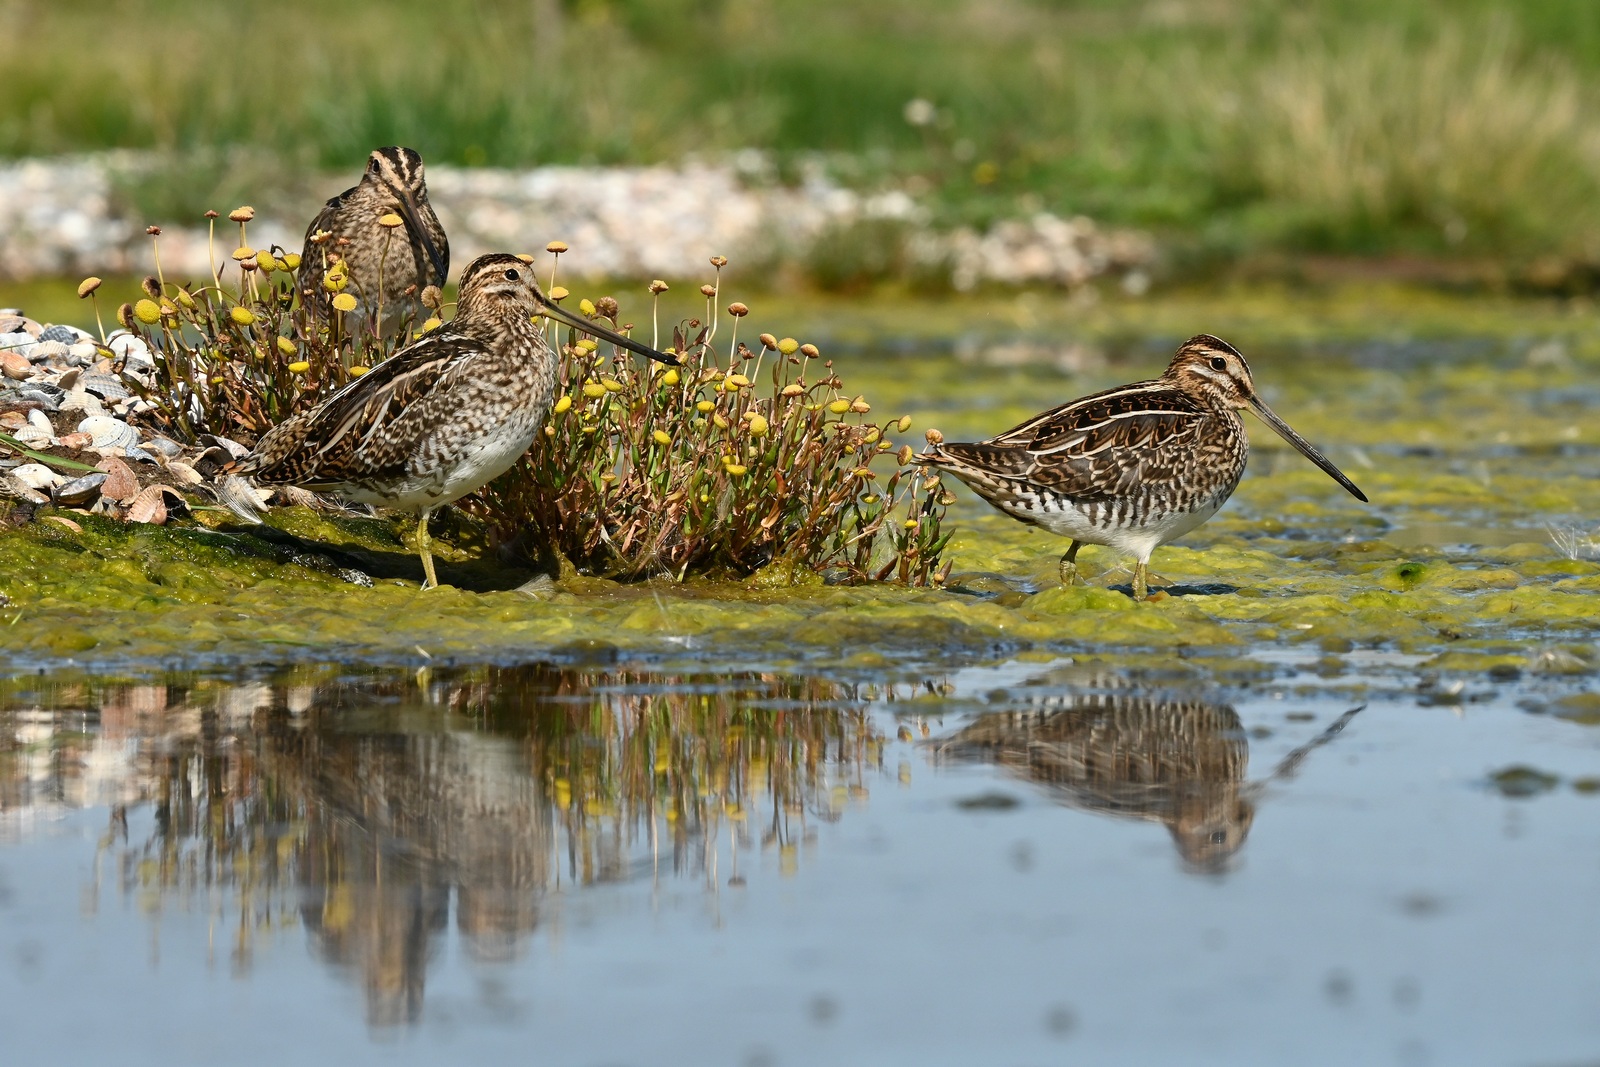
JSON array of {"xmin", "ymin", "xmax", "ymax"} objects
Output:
[{"xmin": 1248, "ymin": 397, "xmax": 1368, "ymax": 503}]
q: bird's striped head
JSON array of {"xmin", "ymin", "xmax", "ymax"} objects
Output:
[
  {"xmin": 363, "ymin": 146, "xmax": 429, "ymax": 199},
  {"xmin": 456, "ymin": 254, "xmax": 543, "ymax": 316},
  {"xmin": 1164, "ymin": 334, "xmax": 1256, "ymax": 409},
  {"xmin": 1166, "ymin": 333, "xmax": 1369, "ymax": 503}
]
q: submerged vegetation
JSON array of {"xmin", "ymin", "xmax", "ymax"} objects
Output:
[{"xmin": 7, "ymin": 1, "xmax": 1600, "ymax": 274}]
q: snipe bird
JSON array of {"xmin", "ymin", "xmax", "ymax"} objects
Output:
[
  {"xmin": 239, "ymin": 253, "xmax": 679, "ymax": 589},
  {"xmin": 301, "ymin": 146, "xmax": 449, "ymax": 337},
  {"xmin": 922, "ymin": 334, "xmax": 1367, "ymax": 599}
]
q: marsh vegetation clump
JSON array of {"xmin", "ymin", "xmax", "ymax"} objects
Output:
[{"xmin": 111, "ymin": 228, "xmax": 950, "ymax": 585}]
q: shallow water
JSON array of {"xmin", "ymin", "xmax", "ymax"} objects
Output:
[
  {"xmin": 2, "ymin": 658, "xmax": 1597, "ymax": 1065},
  {"xmin": 4, "ymin": 287, "xmax": 1600, "ymax": 1062}
]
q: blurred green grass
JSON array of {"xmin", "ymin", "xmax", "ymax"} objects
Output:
[{"xmin": 6, "ymin": 0, "xmax": 1600, "ymax": 269}]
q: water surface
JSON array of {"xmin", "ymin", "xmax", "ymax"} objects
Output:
[{"xmin": 2, "ymin": 658, "xmax": 1597, "ymax": 1065}]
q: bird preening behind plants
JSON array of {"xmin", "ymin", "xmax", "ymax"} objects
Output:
[
  {"xmin": 231, "ymin": 252, "xmax": 680, "ymax": 589},
  {"xmin": 300, "ymin": 146, "xmax": 449, "ymax": 339},
  {"xmin": 921, "ymin": 334, "xmax": 1368, "ymax": 599}
]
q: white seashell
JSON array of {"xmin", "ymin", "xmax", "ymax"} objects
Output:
[
  {"xmin": 9, "ymin": 463, "xmax": 62, "ymax": 490},
  {"xmin": 30, "ymin": 340, "xmax": 70, "ymax": 365},
  {"xmin": 27, "ymin": 408, "xmax": 52, "ymax": 433},
  {"xmin": 108, "ymin": 331, "xmax": 153, "ymax": 369},
  {"xmin": 60, "ymin": 388, "xmax": 107, "ymax": 418},
  {"xmin": 162, "ymin": 460, "xmax": 205, "ymax": 486},
  {"xmin": 143, "ymin": 434, "xmax": 184, "ymax": 459},
  {"xmin": 68, "ymin": 341, "xmax": 99, "ymax": 363},
  {"xmin": 77, "ymin": 415, "xmax": 139, "ymax": 451},
  {"xmin": 0, "ymin": 331, "xmax": 36, "ymax": 358},
  {"xmin": 1, "ymin": 476, "xmax": 49, "ymax": 505}
]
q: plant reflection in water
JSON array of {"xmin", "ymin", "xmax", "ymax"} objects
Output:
[
  {"xmin": 0, "ymin": 665, "xmax": 1360, "ymax": 1027},
  {"xmin": 0, "ymin": 667, "xmax": 881, "ymax": 1026}
]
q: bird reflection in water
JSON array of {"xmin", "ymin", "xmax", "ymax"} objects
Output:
[
  {"xmin": 0, "ymin": 666, "xmax": 878, "ymax": 1027},
  {"xmin": 934, "ymin": 672, "xmax": 1362, "ymax": 871}
]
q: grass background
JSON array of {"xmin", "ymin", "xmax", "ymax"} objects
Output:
[{"xmin": 5, "ymin": 0, "xmax": 1600, "ymax": 273}]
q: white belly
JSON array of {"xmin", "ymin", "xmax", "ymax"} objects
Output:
[
  {"xmin": 346, "ymin": 419, "xmax": 541, "ymax": 512},
  {"xmin": 1029, "ymin": 494, "xmax": 1227, "ymax": 563}
]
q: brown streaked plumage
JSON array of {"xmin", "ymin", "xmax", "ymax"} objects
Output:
[
  {"xmin": 301, "ymin": 146, "xmax": 449, "ymax": 337},
  {"xmin": 922, "ymin": 334, "xmax": 1368, "ymax": 599},
  {"xmin": 237, "ymin": 252, "xmax": 679, "ymax": 588}
]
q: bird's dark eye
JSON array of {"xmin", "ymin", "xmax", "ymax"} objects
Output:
[
  {"xmin": 1208, "ymin": 356, "xmax": 1227, "ymax": 371},
  {"xmin": 1211, "ymin": 830, "xmax": 1228, "ymax": 844},
  {"xmin": 504, "ymin": 268, "xmax": 520, "ymax": 281}
]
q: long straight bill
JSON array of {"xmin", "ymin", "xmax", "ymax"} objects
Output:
[
  {"xmin": 541, "ymin": 299, "xmax": 680, "ymax": 366},
  {"xmin": 1248, "ymin": 397, "xmax": 1369, "ymax": 502},
  {"xmin": 396, "ymin": 190, "xmax": 448, "ymax": 286}
]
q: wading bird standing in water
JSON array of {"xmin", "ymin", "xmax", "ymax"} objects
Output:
[
  {"xmin": 300, "ymin": 146, "xmax": 449, "ymax": 337},
  {"xmin": 921, "ymin": 334, "xmax": 1368, "ymax": 599},
  {"xmin": 234, "ymin": 253, "xmax": 679, "ymax": 589}
]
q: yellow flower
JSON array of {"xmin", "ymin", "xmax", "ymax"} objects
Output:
[
  {"xmin": 231, "ymin": 246, "xmax": 255, "ymax": 261},
  {"xmin": 228, "ymin": 306, "xmax": 256, "ymax": 325},
  {"xmin": 582, "ymin": 382, "xmax": 607, "ymax": 398},
  {"xmin": 653, "ymin": 430, "xmax": 673, "ymax": 446},
  {"xmin": 897, "ymin": 414, "xmax": 913, "ymax": 432},
  {"xmin": 255, "ymin": 250, "xmax": 278, "ymax": 272},
  {"xmin": 276, "ymin": 336, "xmax": 297, "ymax": 357},
  {"xmin": 349, "ymin": 365, "xmax": 370, "ymax": 376},
  {"xmin": 724, "ymin": 463, "xmax": 748, "ymax": 476},
  {"xmin": 421, "ymin": 317, "xmax": 443, "ymax": 332},
  {"xmin": 575, "ymin": 338, "xmax": 598, "ymax": 353},
  {"xmin": 546, "ymin": 241, "xmax": 569, "ymax": 254},
  {"xmin": 781, "ymin": 383, "xmax": 804, "ymax": 397},
  {"xmin": 579, "ymin": 298, "xmax": 596, "ymax": 317},
  {"xmin": 601, "ymin": 378, "xmax": 623, "ymax": 392},
  {"xmin": 553, "ymin": 395, "xmax": 573, "ymax": 413},
  {"xmin": 777, "ymin": 337, "xmax": 800, "ymax": 356},
  {"xmin": 660, "ymin": 368, "xmax": 680, "ymax": 386},
  {"xmin": 713, "ymin": 413, "xmax": 730, "ymax": 429},
  {"xmin": 696, "ymin": 400, "xmax": 715, "ymax": 413},
  {"xmin": 851, "ymin": 398, "xmax": 872, "ymax": 413},
  {"xmin": 827, "ymin": 399, "xmax": 851, "ymax": 414},
  {"xmin": 176, "ymin": 289, "xmax": 197, "ymax": 310},
  {"xmin": 287, "ymin": 361, "xmax": 311, "ymax": 373},
  {"xmin": 377, "ymin": 213, "xmax": 403, "ymax": 228},
  {"xmin": 726, "ymin": 373, "xmax": 751, "ymax": 388},
  {"xmin": 77, "ymin": 277, "xmax": 102, "ymax": 298},
  {"xmin": 745, "ymin": 413, "xmax": 769, "ymax": 436},
  {"xmin": 133, "ymin": 299, "xmax": 161, "ymax": 325},
  {"xmin": 549, "ymin": 286, "xmax": 569, "ymax": 301},
  {"xmin": 281, "ymin": 253, "xmax": 302, "ymax": 270},
  {"xmin": 331, "ymin": 293, "xmax": 358, "ymax": 313}
]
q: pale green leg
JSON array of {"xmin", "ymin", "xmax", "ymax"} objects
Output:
[
  {"xmin": 417, "ymin": 509, "xmax": 439, "ymax": 590},
  {"xmin": 1132, "ymin": 557, "xmax": 1150, "ymax": 601},
  {"xmin": 1058, "ymin": 541, "xmax": 1083, "ymax": 586}
]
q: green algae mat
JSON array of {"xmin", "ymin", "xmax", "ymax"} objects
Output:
[{"xmin": 3, "ymin": 286, "xmax": 1598, "ymax": 673}]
